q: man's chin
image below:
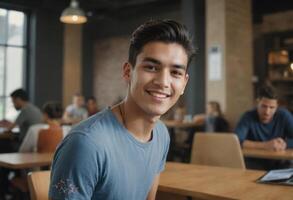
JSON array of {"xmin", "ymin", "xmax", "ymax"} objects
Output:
[{"xmin": 261, "ymin": 118, "xmax": 271, "ymax": 124}]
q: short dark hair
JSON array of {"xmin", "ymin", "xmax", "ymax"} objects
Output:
[
  {"xmin": 257, "ymin": 86, "xmax": 278, "ymax": 100},
  {"xmin": 128, "ymin": 19, "xmax": 196, "ymax": 67},
  {"xmin": 42, "ymin": 102, "xmax": 63, "ymax": 119},
  {"xmin": 86, "ymin": 96, "xmax": 96, "ymax": 102},
  {"xmin": 10, "ymin": 89, "xmax": 28, "ymax": 101}
]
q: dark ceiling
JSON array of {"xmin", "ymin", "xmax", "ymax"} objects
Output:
[
  {"xmin": 1, "ymin": 0, "xmax": 293, "ymax": 23},
  {"xmin": 253, "ymin": 0, "xmax": 293, "ymax": 23}
]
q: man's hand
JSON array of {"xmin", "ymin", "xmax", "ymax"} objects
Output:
[
  {"xmin": 0, "ymin": 119, "xmax": 13, "ymax": 127},
  {"xmin": 264, "ymin": 137, "xmax": 286, "ymax": 151}
]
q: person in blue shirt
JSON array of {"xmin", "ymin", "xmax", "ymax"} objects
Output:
[
  {"xmin": 49, "ymin": 19, "xmax": 195, "ymax": 200},
  {"xmin": 235, "ymin": 85, "xmax": 293, "ymax": 170}
]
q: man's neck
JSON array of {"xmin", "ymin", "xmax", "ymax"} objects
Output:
[{"xmin": 113, "ymin": 98, "xmax": 160, "ymax": 143}]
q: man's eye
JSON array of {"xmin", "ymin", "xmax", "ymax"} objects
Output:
[
  {"xmin": 172, "ymin": 70, "xmax": 183, "ymax": 77},
  {"xmin": 145, "ymin": 66, "xmax": 157, "ymax": 71}
]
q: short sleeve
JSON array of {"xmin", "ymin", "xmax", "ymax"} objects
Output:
[
  {"xmin": 157, "ymin": 124, "xmax": 170, "ymax": 173},
  {"xmin": 49, "ymin": 133, "xmax": 102, "ymax": 199}
]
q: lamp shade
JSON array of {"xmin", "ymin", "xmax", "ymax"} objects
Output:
[{"xmin": 60, "ymin": 0, "xmax": 87, "ymax": 24}]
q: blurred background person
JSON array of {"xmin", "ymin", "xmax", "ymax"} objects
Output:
[
  {"xmin": 86, "ymin": 96, "xmax": 99, "ymax": 117},
  {"xmin": 19, "ymin": 101, "xmax": 70, "ymax": 153},
  {"xmin": 235, "ymin": 85, "xmax": 293, "ymax": 170},
  {"xmin": 0, "ymin": 88, "xmax": 43, "ymax": 148},
  {"xmin": 62, "ymin": 93, "xmax": 88, "ymax": 124},
  {"xmin": 193, "ymin": 101, "xmax": 229, "ymax": 132}
]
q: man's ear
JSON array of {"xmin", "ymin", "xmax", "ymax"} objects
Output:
[
  {"xmin": 122, "ymin": 62, "xmax": 132, "ymax": 82},
  {"xmin": 181, "ymin": 73, "xmax": 189, "ymax": 95}
]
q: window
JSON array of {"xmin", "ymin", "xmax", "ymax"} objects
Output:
[{"xmin": 0, "ymin": 8, "xmax": 27, "ymax": 120}]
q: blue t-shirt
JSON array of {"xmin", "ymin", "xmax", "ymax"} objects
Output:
[
  {"xmin": 49, "ymin": 108, "xmax": 170, "ymax": 200},
  {"xmin": 235, "ymin": 108, "xmax": 293, "ymax": 148}
]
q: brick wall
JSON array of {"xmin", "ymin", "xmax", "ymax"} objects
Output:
[{"xmin": 93, "ymin": 37, "xmax": 128, "ymax": 109}]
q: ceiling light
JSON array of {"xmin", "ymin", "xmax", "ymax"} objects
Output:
[{"xmin": 60, "ymin": 0, "xmax": 87, "ymax": 24}]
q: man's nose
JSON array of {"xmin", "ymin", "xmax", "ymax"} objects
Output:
[
  {"xmin": 264, "ymin": 108, "xmax": 270, "ymax": 115},
  {"xmin": 153, "ymin": 70, "xmax": 171, "ymax": 88}
]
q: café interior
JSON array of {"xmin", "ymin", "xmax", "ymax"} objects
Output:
[{"xmin": 0, "ymin": 0, "xmax": 293, "ymax": 199}]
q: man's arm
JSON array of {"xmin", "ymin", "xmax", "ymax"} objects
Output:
[
  {"xmin": 0, "ymin": 120, "xmax": 15, "ymax": 131},
  {"xmin": 243, "ymin": 137, "xmax": 286, "ymax": 151},
  {"xmin": 146, "ymin": 174, "xmax": 160, "ymax": 200}
]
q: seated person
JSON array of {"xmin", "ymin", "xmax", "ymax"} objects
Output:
[
  {"xmin": 235, "ymin": 85, "xmax": 293, "ymax": 170},
  {"xmin": 19, "ymin": 102, "xmax": 71, "ymax": 153},
  {"xmin": 86, "ymin": 96, "xmax": 99, "ymax": 116},
  {"xmin": 193, "ymin": 101, "xmax": 229, "ymax": 132},
  {"xmin": 0, "ymin": 89, "xmax": 43, "ymax": 149},
  {"xmin": 62, "ymin": 93, "xmax": 88, "ymax": 124}
]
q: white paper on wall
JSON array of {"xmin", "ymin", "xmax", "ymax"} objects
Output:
[{"xmin": 208, "ymin": 45, "xmax": 222, "ymax": 81}]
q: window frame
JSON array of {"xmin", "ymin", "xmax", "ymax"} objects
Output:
[{"xmin": 0, "ymin": 7, "xmax": 28, "ymax": 119}]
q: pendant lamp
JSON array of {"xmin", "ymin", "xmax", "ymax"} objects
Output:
[{"xmin": 60, "ymin": 0, "xmax": 87, "ymax": 24}]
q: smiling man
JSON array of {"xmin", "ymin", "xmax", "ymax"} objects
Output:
[
  {"xmin": 49, "ymin": 19, "xmax": 195, "ymax": 200},
  {"xmin": 235, "ymin": 85, "xmax": 293, "ymax": 170}
]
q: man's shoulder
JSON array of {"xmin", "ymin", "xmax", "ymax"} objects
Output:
[
  {"xmin": 155, "ymin": 120, "xmax": 170, "ymax": 139},
  {"xmin": 241, "ymin": 109, "xmax": 257, "ymax": 118},
  {"xmin": 275, "ymin": 107, "xmax": 293, "ymax": 120},
  {"xmin": 21, "ymin": 103, "xmax": 40, "ymax": 113},
  {"xmin": 155, "ymin": 120, "xmax": 168, "ymax": 130},
  {"xmin": 65, "ymin": 104, "xmax": 75, "ymax": 111},
  {"xmin": 67, "ymin": 108, "xmax": 117, "ymax": 139},
  {"xmin": 276, "ymin": 107, "xmax": 292, "ymax": 115}
]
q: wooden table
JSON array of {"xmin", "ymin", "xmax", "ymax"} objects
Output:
[
  {"xmin": 0, "ymin": 132, "xmax": 12, "ymax": 139},
  {"xmin": 0, "ymin": 152, "xmax": 53, "ymax": 169},
  {"xmin": 243, "ymin": 148, "xmax": 293, "ymax": 160},
  {"xmin": 159, "ymin": 162, "xmax": 293, "ymax": 200}
]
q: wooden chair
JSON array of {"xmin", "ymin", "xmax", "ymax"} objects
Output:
[
  {"xmin": 37, "ymin": 127, "xmax": 63, "ymax": 153},
  {"xmin": 27, "ymin": 171, "xmax": 50, "ymax": 200},
  {"xmin": 190, "ymin": 133, "xmax": 245, "ymax": 169},
  {"xmin": 10, "ymin": 128, "xmax": 61, "ymax": 196}
]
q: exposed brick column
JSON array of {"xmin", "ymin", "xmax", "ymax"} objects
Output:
[
  {"xmin": 62, "ymin": 25, "xmax": 82, "ymax": 107},
  {"xmin": 206, "ymin": 0, "xmax": 253, "ymax": 127}
]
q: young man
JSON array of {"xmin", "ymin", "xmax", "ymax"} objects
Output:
[
  {"xmin": 49, "ymin": 19, "xmax": 195, "ymax": 199},
  {"xmin": 0, "ymin": 88, "xmax": 43, "ymax": 145},
  {"xmin": 235, "ymin": 85, "xmax": 293, "ymax": 169}
]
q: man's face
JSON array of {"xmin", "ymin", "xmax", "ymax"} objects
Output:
[
  {"xmin": 124, "ymin": 41, "xmax": 189, "ymax": 117},
  {"xmin": 87, "ymin": 99, "xmax": 97, "ymax": 110},
  {"xmin": 257, "ymin": 97, "xmax": 278, "ymax": 123},
  {"xmin": 11, "ymin": 97, "xmax": 21, "ymax": 110},
  {"xmin": 73, "ymin": 96, "xmax": 84, "ymax": 107}
]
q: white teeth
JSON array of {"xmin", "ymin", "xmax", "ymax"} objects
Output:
[{"xmin": 148, "ymin": 91, "xmax": 169, "ymax": 98}]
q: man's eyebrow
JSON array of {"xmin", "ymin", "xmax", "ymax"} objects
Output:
[
  {"xmin": 143, "ymin": 57, "xmax": 187, "ymax": 70},
  {"xmin": 142, "ymin": 57, "xmax": 161, "ymax": 65},
  {"xmin": 172, "ymin": 64, "xmax": 187, "ymax": 70}
]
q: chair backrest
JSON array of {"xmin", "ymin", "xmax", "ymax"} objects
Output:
[
  {"xmin": 190, "ymin": 133, "xmax": 245, "ymax": 169},
  {"xmin": 27, "ymin": 171, "xmax": 50, "ymax": 200},
  {"xmin": 37, "ymin": 127, "xmax": 63, "ymax": 153}
]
